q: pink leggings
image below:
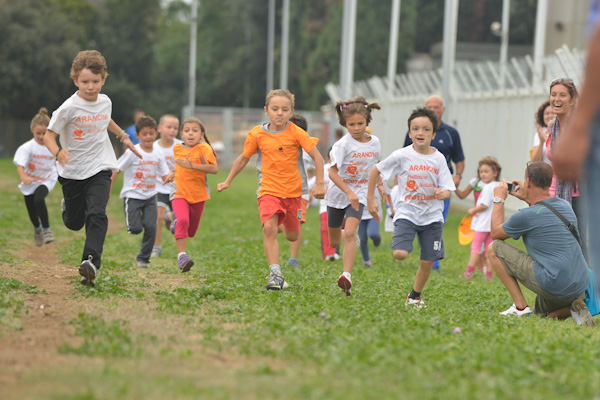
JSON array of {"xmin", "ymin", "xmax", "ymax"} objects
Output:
[
  {"xmin": 471, "ymin": 231, "xmax": 493, "ymax": 257},
  {"xmin": 172, "ymin": 198, "xmax": 205, "ymax": 240}
]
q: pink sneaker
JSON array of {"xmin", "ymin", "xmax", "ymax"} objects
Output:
[{"xmin": 337, "ymin": 275, "xmax": 352, "ymax": 296}]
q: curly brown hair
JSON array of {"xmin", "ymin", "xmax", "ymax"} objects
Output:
[{"xmin": 70, "ymin": 50, "xmax": 108, "ymax": 80}]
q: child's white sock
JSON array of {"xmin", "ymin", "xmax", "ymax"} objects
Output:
[
  {"xmin": 342, "ymin": 271, "xmax": 351, "ymax": 280},
  {"xmin": 270, "ymin": 264, "xmax": 281, "ymax": 275},
  {"xmin": 178, "ymin": 252, "xmax": 186, "ymax": 258}
]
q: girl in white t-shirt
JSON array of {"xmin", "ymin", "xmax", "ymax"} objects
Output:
[
  {"xmin": 151, "ymin": 114, "xmax": 181, "ymax": 258},
  {"xmin": 326, "ymin": 96, "xmax": 381, "ymax": 296},
  {"xmin": 460, "ymin": 157, "xmax": 502, "ymax": 281},
  {"xmin": 13, "ymin": 108, "xmax": 58, "ymax": 246}
]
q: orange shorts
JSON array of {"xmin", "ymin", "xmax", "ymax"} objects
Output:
[
  {"xmin": 300, "ymin": 198, "xmax": 309, "ymax": 224},
  {"xmin": 258, "ymin": 194, "xmax": 302, "ymax": 231}
]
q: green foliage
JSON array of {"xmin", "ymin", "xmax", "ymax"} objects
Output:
[{"xmin": 58, "ymin": 313, "xmax": 141, "ymax": 357}]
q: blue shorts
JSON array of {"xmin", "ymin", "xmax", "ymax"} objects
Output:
[{"xmin": 392, "ymin": 219, "xmax": 444, "ymax": 261}]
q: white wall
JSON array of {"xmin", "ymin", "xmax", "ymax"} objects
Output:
[{"xmin": 369, "ymin": 92, "xmax": 549, "ymax": 214}]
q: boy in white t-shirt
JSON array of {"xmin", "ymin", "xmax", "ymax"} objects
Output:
[
  {"xmin": 111, "ymin": 115, "xmax": 170, "ymax": 268},
  {"xmin": 367, "ymin": 107, "xmax": 455, "ymax": 308},
  {"xmin": 151, "ymin": 114, "xmax": 181, "ymax": 258},
  {"xmin": 14, "ymin": 108, "xmax": 58, "ymax": 246},
  {"xmin": 44, "ymin": 50, "xmax": 141, "ymax": 287}
]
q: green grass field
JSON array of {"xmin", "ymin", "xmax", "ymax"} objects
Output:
[{"xmin": 0, "ymin": 158, "xmax": 599, "ymax": 400}]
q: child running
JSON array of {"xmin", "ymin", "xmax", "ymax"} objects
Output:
[
  {"xmin": 13, "ymin": 107, "xmax": 58, "ymax": 246},
  {"xmin": 454, "ymin": 163, "xmax": 487, "ymax": 275},
  {"xmin": 217, "ymin": 89, "xmax": 325, "ymax": 290},
  {"xmin": 367, "ymin": 107, "xmax": 455, "ymax": 307},
  {"xmin": 151, "ymin": 114, "xmax": 181, "ymax": 258},
  {"xmin": 459, "ymin": 156, "xmax": 502, "ymax": 280},
  {"xmin": 172, "ymin": 117, "xmax": 217, "ymax": 273},
  {"xmin": 43, "ymin": 50, "xmax": 141, "ymax": 286},
  {"xmin": 319, "ymin": 148, "xmax": 340, "ymax": 261},
  {"xmin": 327, "ymin": 96, "xmax": 381, "ymax": 296},
  {"xmin": 111, "ymin": 115, "xmax": 170, "ymax": 268}
]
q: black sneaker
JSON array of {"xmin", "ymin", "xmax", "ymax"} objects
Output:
[{"xmin": 79, "ymin": 256, "xmax": 97, "ymax": 287}]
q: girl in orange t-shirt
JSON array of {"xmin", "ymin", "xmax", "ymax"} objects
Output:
[{"xmin": 171, "ymin": 117, "xmax": 217, "ymax": 272}]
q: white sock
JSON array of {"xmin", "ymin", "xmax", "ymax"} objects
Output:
[
  {"xmin": 270, "ymin": 264, "xmax": 281, "ymax": 275},
  {"xmin": 342, "ymin": 271, "xmax": 351, "ymax": 280},
  {"xmin": 178, "ymin": 252, "xmax": 186, "ymax": 258}
]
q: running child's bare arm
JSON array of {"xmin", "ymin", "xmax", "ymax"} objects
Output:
[
  {"xmin": 43, "ymin": 129, "xmax": 69, "ymax": 166},
  {"xmin": 366, "ymin": 166, "xmax": 382, "ymax": 222},
  {"xmin": 217, "ymin": 154, "xmax": 250, "ymax": 192},
  {"xmin": 108, "ymin": 119, "xmax": 143, "ymax": 159},
  {"xmin": 307, "ymin": 147, "xmax": 326, "ymax": 199},
  {"xmin": 17, "ymin": 165, "xmax": 34, "ymax": 185},
  {"xmin": 175, "ymin": 156, "xmax": 218, "ymax": 174},
  {"xmin": 329, "ymin": 165, "xmax": 360, "ymax": 212}
]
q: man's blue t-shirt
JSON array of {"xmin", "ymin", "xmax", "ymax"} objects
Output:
[
  {"xmin": 403, "ymin": 122, "xmax": 465, "ymax": 174},
  {"xmin": 502, "ymin": 197, "xmax": 588, "ymax": 297},
  {"xmin": 126, "ymin": 124, "xmax": 139, "ymax": 145}
]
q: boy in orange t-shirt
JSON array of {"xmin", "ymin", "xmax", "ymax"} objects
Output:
[{"xmin": 218, "ymin": 89, "xmax": 326, "ymax": 290}]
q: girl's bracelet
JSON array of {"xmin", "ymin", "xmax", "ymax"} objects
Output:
[
  {"xmin": 55, "ymin": 149, "xmax": 61, "ymax": 159},
  {"xmin": 116, "ymin": 130, "xmax": 126, "ymax": 142}
]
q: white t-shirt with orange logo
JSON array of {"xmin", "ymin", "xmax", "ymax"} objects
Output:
[
  {"xmin": 13, "ymin": 139, "xmax": 58, "ymax": 195},
  {"xmin": 153, "ymin": 139, "xmax": 182, "ymax": 195},
  {"xmin": 377, "ymin": 145, "xmax": 455, "ymax": 226},
  {"xmin": 117, "ymin": 144, "xmax": 169, "ymax": 200},
  {"xmin": 325, "ymin": 133, "xmax": 380, "ymax": 209},
  {"xmin": 48, "ymin": 92, "xmax": 118, "ymax": 180}
]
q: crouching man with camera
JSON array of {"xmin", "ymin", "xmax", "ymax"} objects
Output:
[{"xmin": 487, "ymin": 161, "xmax": 595, "ymax": 326}]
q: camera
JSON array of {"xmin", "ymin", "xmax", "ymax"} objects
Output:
[{"xmin": 507, "ymin": 183, "xmax": 517, "ymax": 192}]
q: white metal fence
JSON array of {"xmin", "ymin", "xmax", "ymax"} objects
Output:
[{"xmin": 325, "ymin": 46, "xmax": 586, "ymax": 214}]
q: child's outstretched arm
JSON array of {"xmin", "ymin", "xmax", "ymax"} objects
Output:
[
  {"xmin": 175, "ymin": 156, "xmax": 218, "ymax": 174},
  {"xmin": 217, "ymin": 154, "xmax": 250, "ymax": 192},
  {"xmin": 109, "ymin": 119, "xmax": 143, "ymax": 159},
  {"xmin": 366, "ymin": 166, "xmax": 381, "ymax": 222},
  {"xmin": 454, "ymin": 184, "xmax": 473, "ymax": 199},
  {"xmin": 307, "ymin": 147, "xmax": 325, "ymax": 199},
  {"xmin": 43, "ymin": 129, "xmax": 69, "ymax": 166}
]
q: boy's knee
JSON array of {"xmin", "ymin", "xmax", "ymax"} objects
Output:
[
  {"xmin": 129, "ymin": 226, "xmax": 143, "ymax": 235},
  {"xmin": 285, "ymin": 230, "xmax": 299, "ymax": 242},
  {"xmin": 393, "ymin": 250, "xmax": 408, "ymax": 260}
]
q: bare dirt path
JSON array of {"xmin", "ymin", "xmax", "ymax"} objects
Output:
[{"xmin": 0, "ymin": 218, "xmax": 122, "ymax": 387}]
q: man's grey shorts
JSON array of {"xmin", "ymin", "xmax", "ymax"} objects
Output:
[
  {"xmin": 392, "ymin": 219, "xmax": 444, "ymax": 261},
  {"xmin": 492, "ymin": 240, "xmax": 584, "ymax": 316}
]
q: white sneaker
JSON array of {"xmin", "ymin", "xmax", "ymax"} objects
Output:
[
  {"xmin": 499, "ymin": 304, "xmax": 532, "ymax": 317},
  {"xmin": 326, "ymin": 253, "xmax": 341, "ymax": 261},
  {"xmin": 136, "ymin": 260, "xmax": 150, "ymax": 269},
  {"xmin": 151, "ymin": 247, "xmax": 161, "ymax": 258},
  {"xmin": 405, "ymin": 294, "xmax": 426, "ymax": 308}
]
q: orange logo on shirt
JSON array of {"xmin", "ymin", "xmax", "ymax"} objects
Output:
[
  {"xmin": 28, "ymin": 163, "xmax": 36, "ymax": 171},
  {"xmin": 73, "ymin": 129, "xmax": 84, "ymax": 140},
  {"xmin": 135, "ymin": 172, "xmax": 144, "ymax": 180},
  {"xmin": 406, "ymin": 180, "xmax": 418, "ymax": 191},
  {"xmin": 346, "ymin": 165, "xmax": 357, "ymax": 176}
]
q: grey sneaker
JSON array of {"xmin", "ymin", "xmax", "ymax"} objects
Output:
[
  {"xmin": 34, "ymin": 229, "xmax": 43, "ymax": 247},
  {"xmin": 42, "ymin": 229, "xmax": 54, "ymax": 244},
  {"xmin": 178, "ymin": 253, "xmax": 194, "ymax": 273},
  {"xmin": 571, "ymin": 299, "xmax": 596, "ymax": 327},
  {"xmin": 164, "ymin": 211, "xmax": 173, "ymax": 231},
  {"xmin": 151, "ymin": 247, "xmax": 161, "ymax": 258},
  {"xmin": 79, "ymin": 256, "xmax": 97, "ymax": 287},
  {"xmin": 136, "ymin": 259, "xmax": 150, "ymax": 269},
  {"xmin": 266, "ymin": 272, "xmax": 285, "ymax": 290},
  {"xmin": 170, "ymin": 215, "xmax": 177, "ymax": 234}
]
